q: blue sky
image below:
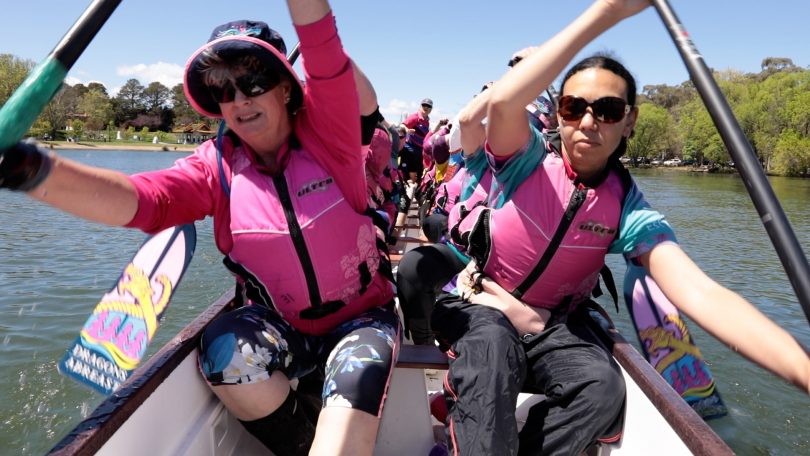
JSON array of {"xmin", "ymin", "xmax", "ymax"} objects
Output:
[{"xmin": 3, "ymin": 1, "xmax": 809, "ymax": 124}]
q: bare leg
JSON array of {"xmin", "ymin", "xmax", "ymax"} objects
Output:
[
  {"xmin": 391, "ymin": 211, "xmax": 409, "ymax": 240},
  {"xmin": 310, "ymin": 407, "xmax": 380, "ymax": 456},
  {"xmin": 210, "ymin": 370, "xmax": 290, "ymax": 420}
]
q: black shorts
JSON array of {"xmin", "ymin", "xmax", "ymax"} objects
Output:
[{"xmin": 399, "ymin": 143, "xmax": 424, "ymax": 178}]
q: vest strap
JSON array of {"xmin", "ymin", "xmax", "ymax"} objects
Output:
[{"xmin": 511, "ymin": 186, "xmax": 588, "ymax": 300}]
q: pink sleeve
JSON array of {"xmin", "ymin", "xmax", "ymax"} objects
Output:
[
  {"xmin": 294, "ymin": 13, "xmax": 367, "ymax": 213},
  {"xmin": 125, "ymin": 143, "xmax": 222, "ymax": 234}
]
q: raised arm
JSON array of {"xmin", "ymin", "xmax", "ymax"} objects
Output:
[
  {"xmin": 286, "ymin": 0, "xmax": 331, "ymax": 25},
  {"xmin": 486, "ymin": 0, "xmax": 649, "ymax": 157},
  {"xmin": 641, "ymin": 243, "xmax": 810, "ymax": 393},
  {"xmin": 353, "ymin": 61, "xmax": 378, "ymax": 116},
  {"xmin": 457, "ymin": 86, "xmax": 492, "ymax": 156}
]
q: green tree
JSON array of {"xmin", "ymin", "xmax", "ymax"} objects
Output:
[
  {"xmin": 36, "ymin": 84, "xmax": 84, "ymax": 140},
  {"xmin": 761, "ymin": 57, "xmax": 795, "ymax": 72},
  {"xmin": 771, "ymin": 130, "xmax": 810, "ymax": 176},
  {"xmin": 70, "ymin": 119, "xmax": 85, "ymax": 141},
  {"xmin": 39, "ymin": 86, "xmax": 69, "ymax": 139},
  {"xmin": 630, "ymin": 62, "xmax": 810, "ymax": 175},
  {"xmin": 71, "ymin": 83, "xmax": 89, "ymax": 101},
  {"xmin": 0, "ymin": 53, "xmax": 35, "ymax": 105},
  {"xmin": 641, "ymin": 82, "xmax": 696, "ymax": 110},
  {"xmin": 170, "ymin": 83, "xmax": 203, "ymax": 128},
  {"xmin": 626, "ymin": 103, "xmax": 677, "ymax": 164},
  {"xmin": 86, "ymin": 82, "xmax": 108, "ymax": 97},
  {"xmin": 677, "ymin": 98, "xmax": 725, "ymax": 164},
  {"xmin": 782, "ymin": 73, "xmax": 810, "ymax": 137},
  {"xmin": 78, "ymin": 88, "xmax": 113, "ymax": 131},
  {"xmin": 142, "ymin": 81, "xmax": 171, "ymax": 115},
  {"xmin": 114, "ymin": 78, "xmax": 145, "ymax": 124}
]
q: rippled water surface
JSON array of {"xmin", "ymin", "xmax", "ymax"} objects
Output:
[{"xmin": 1, "ymin": 154, "xmax": 808, "ymax": 455}]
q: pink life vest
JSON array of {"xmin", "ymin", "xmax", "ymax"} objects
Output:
[
  {"xmin": 446, "ymin": 168, "xmax": 492, "ymax": 233},
  {"xmin": 224, "ymin": 143, "xmax": 393, "ymax": 335},
  {"xmin": 454, "ymin": 153, "xmax": 625, "ymax": 310},
  {"xmin": 442, "ymin": 167, "xmax": 493, "ymax": 258}
]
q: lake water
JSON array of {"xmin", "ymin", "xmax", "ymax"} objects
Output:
[{"xmin": 1, "ymin": 151, "xmax": 808, "ymax": 455}]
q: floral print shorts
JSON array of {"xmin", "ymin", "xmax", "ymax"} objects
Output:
[{"xmin": 199, "ymin": 304, "xmax": 401, "ymax": 416}]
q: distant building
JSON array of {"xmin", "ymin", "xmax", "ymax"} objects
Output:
[{"xmin": 172, "ymin": 121, "xmax": 218, "ymax": 144}]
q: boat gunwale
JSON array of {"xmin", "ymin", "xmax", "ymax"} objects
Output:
[{"xmin": 586, "ymin": 310, "xmax": 733, "ymax": 455}]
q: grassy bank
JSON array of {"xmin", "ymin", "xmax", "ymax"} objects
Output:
[{"xmin": 39, "ymin": 140, "xmax": 198, "ymax": 152}]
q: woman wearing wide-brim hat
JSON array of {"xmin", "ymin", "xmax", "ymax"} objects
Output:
[{"xmin": 0, "ymin": 1, "xmax": 399, "ymax": 455}]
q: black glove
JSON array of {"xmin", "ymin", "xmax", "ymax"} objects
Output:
[{"xmin": 0, "ymin": 141, "xmax": 53, "ymax": 191}]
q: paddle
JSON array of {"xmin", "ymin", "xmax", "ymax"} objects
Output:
[
  {"xmin": 287, "ymin": 41, "xmax": 301, "ymax": 64},
  {"xmin": 651, "ymin": 0, "xmax": 810, "ymax": 326},
  {"xmin": 58, "ymin": 225, "xmax": 196, "ymax": 394},
  {"xmin": 0, "ymin": 0, "xmax": 121, "ymax": 149},
  {"xmin": 623, "ymin": 262, "xmax": 728, "ymax": 419}
]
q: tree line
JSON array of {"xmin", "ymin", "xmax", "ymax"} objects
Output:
[
  {"xmin": 1, "ymin": 53, "xmax": 205, "ymax": 142},
  {"xmin": 627, "ymin": 57, "xmax": 810, "ymax": 176},
  {"xmin": 2, "ymin": 53, "xmax": 809, "ymax": 175}
]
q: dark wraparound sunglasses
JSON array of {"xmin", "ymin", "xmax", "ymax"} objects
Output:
[
  {"xmin": 558, "ymin": 95, "xmax": 631, "ymax": 124},
  {"xmin": 207, "ymin": 72, "xmax": 282, "ymax": 104}
]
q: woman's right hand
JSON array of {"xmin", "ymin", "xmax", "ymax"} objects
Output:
[
  {"xmin": 508, "ymin": 46, "xmax": 540, "ymax": 67},
  {"xmin": 0, "ymin": 141, "xmax": 52, "ymax": 191}
]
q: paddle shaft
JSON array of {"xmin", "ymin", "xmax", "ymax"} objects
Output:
[
  {"xmin": 0, "ymin": 0, "xmax": 121, "ymax": 149},
  {"xmin": 287, "ymin": 42, "xmax": 301, "ymax": 64},
  {"xmin": 651, "ymin": 0, "xmax": 810, "ymax": 326}
]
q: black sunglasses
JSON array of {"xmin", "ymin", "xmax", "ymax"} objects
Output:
[
  {"xmin": 558, "ymin": 95, "xmax": 630, "ymax": 124},
  {"xmin": 207, "ymin": 72, "xmax": 282, "ymax": 104}
]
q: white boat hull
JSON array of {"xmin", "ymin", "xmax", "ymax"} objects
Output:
[
  {"xmin": 81, "ymin": 343, "xmax": 694, "ymax": 456},
  {"xmin": 50, "ymin": 216, "xmax": 731, "ymax": 455}
]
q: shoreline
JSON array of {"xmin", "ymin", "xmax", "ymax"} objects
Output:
[{"xmin": 38, "ymin": 141, "xmax": 197, "ymax": 152}]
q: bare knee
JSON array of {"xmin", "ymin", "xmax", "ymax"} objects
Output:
[
  {"xmin": 310, "ymin": 407, "xmax": 379, "ymax": 456},
  {"xmin": 210, "ymin": 371, "xmax": 291, "ymax": 421}
]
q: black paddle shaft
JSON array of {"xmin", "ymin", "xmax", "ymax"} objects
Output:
[
  {"xmin": 51, "ymin": 0, "xmax": 122, "ymax": 69},
  {"xmin": 287, "ymin": 42, "xmax": 301, "ymax": 64},
  {"xmin": 652, "ymin": 0, "xmax": 810, "ymax": 326}
]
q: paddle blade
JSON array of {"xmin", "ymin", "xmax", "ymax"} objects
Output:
[
  {"xmin": 58, "ymin": 224, "xmax": 196, "ymax": 395},
  {"xmin": 623, "ymin": 262, "xmax": 728, "ymax": 419}
]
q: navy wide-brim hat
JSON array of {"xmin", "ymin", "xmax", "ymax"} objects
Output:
[{"xmin": 184, "ymin": 20, "xmax": 304, "ymax": 118}]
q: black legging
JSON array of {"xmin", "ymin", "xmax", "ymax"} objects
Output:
[
  {"xmin": 421, "ymin": 213, "xmax": 448, "ymax": 243},
  {"xmin": 396, "ymin": 243, "xmax": 467, "ymax": 344}
]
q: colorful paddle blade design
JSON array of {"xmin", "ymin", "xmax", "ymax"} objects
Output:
[
  {"xmin": 58, "ymin": 224, "xmax": 196, "ymax": 395},
  {"xmin": 623, "ymin": 262, "xmax": 728, "ymax": 419}
]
